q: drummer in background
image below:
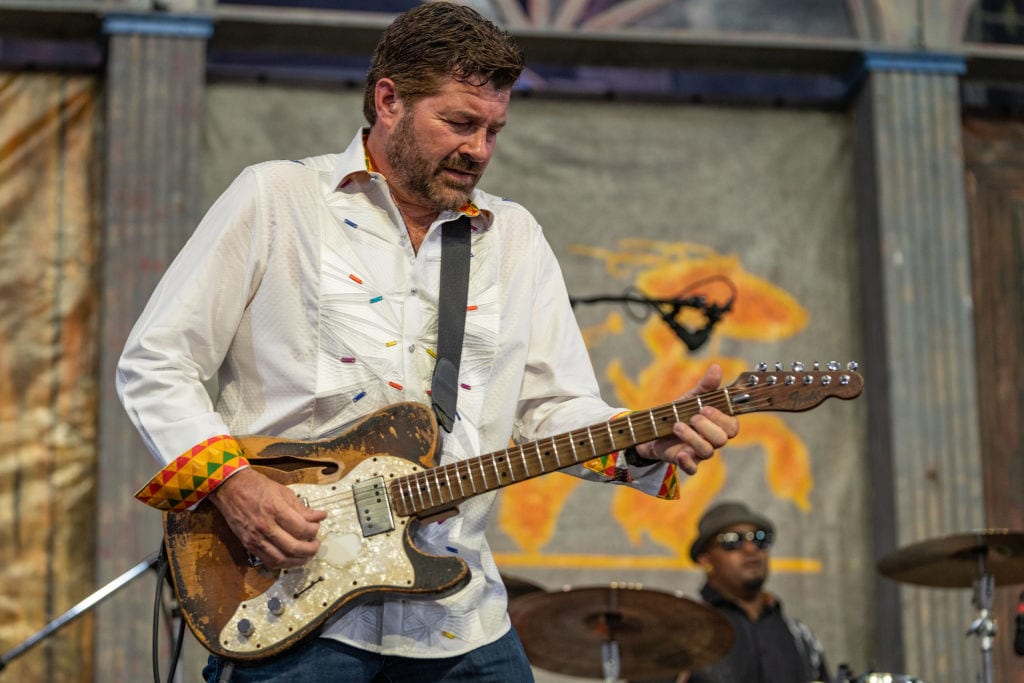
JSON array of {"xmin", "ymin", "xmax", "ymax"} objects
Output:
[{"xmin": 681, "ymin": 501, "xmax": 830, "ymax": 683}]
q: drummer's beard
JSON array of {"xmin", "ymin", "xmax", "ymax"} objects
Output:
[{"xmin": 741, "ymin": 576, "xmax": 766, "ymax": 593}]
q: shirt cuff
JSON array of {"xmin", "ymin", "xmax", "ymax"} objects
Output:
[
  {"xmin": 580, "ymin": 451, "xmax": 679, "ymax": 499},
  {"xmin": 134, "ymin": 435, "xmax": 250, "ymax": 512}
]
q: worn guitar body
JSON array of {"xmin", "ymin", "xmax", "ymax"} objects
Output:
[{"xmin": 163, "ymin": 402, "xmax": 469, "ymax": 661}]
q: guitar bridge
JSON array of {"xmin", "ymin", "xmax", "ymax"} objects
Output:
[{"xmin": 353, "ymin": 476, "xmax": 395, "ymax": 537}]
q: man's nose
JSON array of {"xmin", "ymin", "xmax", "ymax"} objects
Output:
[{"xmin": 459, "ymin": 128, "xmax": 492, "ymax": 162}]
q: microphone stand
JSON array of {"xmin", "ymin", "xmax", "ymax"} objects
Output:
[{"xmin": 0, "ymin": 551, "xmax": 163, "ymax": 672}]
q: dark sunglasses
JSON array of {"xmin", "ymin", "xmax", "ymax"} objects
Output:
[{"xmin": 715, "ymin": 529, "xmax": 774, "ymax": 551}]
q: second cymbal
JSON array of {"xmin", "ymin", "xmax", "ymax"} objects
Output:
[
  {"xmin": 878, "ymin": 529, "xmax": 1024, "ymax": 588},
  {"xmin": 509, "ymin": 583, "xmax": 734, "ymax": 680}
]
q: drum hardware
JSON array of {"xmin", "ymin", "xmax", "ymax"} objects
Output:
[
  {"xmin": 508, "ymin": 583, "xmax": 734, "ymax": 682},
  {"xmin": 878, "ymin": 529, "xmax": 1024, "ymax": 683}
]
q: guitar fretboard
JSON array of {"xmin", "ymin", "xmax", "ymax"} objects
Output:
[{"xmin": 389, "ymin": 388, "xmax": 740, "ymax": 517}]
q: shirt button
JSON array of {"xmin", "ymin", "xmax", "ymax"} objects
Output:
[
  {"xmin": 408, "ymin": 344, "xmax": 415, "ymax": 353},
  {"xmin": 410, "ymin": 288, "xmax": 418, "ymax": 295}
]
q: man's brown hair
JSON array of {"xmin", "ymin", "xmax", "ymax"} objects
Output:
[{"xmin": 363, "ymin": 2, "xmax": 525, "ymax": 125}]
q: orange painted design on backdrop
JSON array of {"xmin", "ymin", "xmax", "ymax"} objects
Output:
[
  {"xmin": 731, "ymin": 413, "xmax": 813, "ymax": 511},
  {"xmin": 496, "ymin": 474, "xmax": 582, "ymax": 554}
]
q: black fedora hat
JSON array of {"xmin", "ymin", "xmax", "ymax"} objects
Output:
[{"xmin": 689, "ymin": 500, "xmax": 775, "ymax": 562}]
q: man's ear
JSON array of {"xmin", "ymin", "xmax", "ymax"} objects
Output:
[{"xmin": 374, "ymin": 78, "xmax": 401, "ymax": 124}]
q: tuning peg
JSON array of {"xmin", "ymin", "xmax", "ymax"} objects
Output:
[
  {"xmin": 812, "ymin": 361, "xmax": 820, "ymax": 371},
  {"xmin": 757, "ymin": 361, "xmax": 768, "ymax": 371},
  {"xmin": 774, "ymin": 362, "xmax": 783, "ymax": 372},
  {"xmin": 827, "ymin": 360, "xmax": 840, "ymax": 371},
  {"xmin": 847, "ymin": 361, "xmax": 859, "ymax": 371},
  {"xmin": 792, "ymin": 361, "xmax": 805, "ymax": 372}
]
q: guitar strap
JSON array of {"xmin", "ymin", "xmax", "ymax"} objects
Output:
[{"xmin": 431, "ymin": 214, "xmax": 473, "ymax": 433}]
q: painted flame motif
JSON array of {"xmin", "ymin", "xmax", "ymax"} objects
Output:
[{"xmin": 496, "ymin": 240, "xmax": 811, "ymax": 565}]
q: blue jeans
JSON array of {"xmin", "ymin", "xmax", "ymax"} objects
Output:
[{"xmin": 202, "ymin": 628, "xmax": 535, "ymax": 682}]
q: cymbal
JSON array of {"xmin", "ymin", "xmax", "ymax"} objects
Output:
[
  {"xmin": 509, "ymin": 583, "xmax": 734, "ymax": 679},
  {"xmin": 878, "ymin": 529, "xmax": 1024, "ymax": 588},
  {"xmin": 500, "ymin": 573, "xmax": 546, "ymax": 602}
]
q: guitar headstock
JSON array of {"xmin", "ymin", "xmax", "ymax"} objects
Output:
[{"xmin": 729, "ymin": 361, "xmax": 863, "ymax": 414}]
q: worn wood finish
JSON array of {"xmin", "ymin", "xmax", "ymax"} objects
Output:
[
  {"xmin": 963, "ymin": 116, "xmax": 1024, "ymax": 683},
  {"xmin": 164, "ymin": 402, "xmax": 453, "ymax": 660}
]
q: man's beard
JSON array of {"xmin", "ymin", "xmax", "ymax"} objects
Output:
[
  {"xmin": 383, "ymin": 113, "xmax": 483, "ymax": 211},
  {"xmin": 740, "ymin": 575, "xmax": 766, "ymax": 593}
]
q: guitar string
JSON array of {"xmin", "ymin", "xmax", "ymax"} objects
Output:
[{"xmin": 295, "ymin": 384, "xmax": 802, "ymax": 513}]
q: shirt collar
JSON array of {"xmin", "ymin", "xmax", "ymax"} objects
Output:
[
  {"xmin": 330, "ymin": 128, "xmax": 491, "ymax": 224},
  {"xmin": 700, "ymin": 583, "xmax": 782, "ymax": 616}
]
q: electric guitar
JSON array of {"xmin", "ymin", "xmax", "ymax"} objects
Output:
[{"xmin": 163, "ymin": 363, "xmax": 863, "ymax": 661}]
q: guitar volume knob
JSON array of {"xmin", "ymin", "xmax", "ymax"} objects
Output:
[
  {"xmin": 237, "ymin": 618, "xmax": 255, "ymax": 637},
  {"xmin": 268, "ymin": 597, "xmax": 285, "ymax": 616}
]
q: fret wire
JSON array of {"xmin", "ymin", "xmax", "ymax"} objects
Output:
[
  {"xmin": 490, "ymin": 454, "xmax": 501, "ymax": 486},
  {"xmin": 567, "ymin": 431, "xmax": 579, "ymax": 463},
  {"xmin": 402, "ymin": 479, "xmax": 413, "ymax": 516},
  {"xmin": 533, "ymin": 440, "xmax": 545, "ymax": 474},
  {"xmin": 441, "ymin": 466, "xmax": 454, "ymax": 504},
  {"xmin": 454, "ymin": 461, "xmax": 467, "ymax": 499},
  {"xmin": 545, "ymin": 436, "xmax": 560, "ymax": 467},
  {"xmin": 586, "ymin": 425, "xmax": 599, "ymax": 457},
  {"xmin": 722, "ymin": 387, "xmax": 734, "ymax": 414},
  {"xmin": 430, "ymin": 468, "xmax": 444, "ymax": 507},
  {"xmin": 518, "ymin": 445, "xmax": 529, "ymax": 478},
  {"xmin": 418, "ymin": 472, "xmax": 432, "ymax": 509},
  {"xmin": 476, "ymin": 457, "xmax": 490, "ymax": 490},
  {"xmin": 413, "ymin": 475, "xmax": 426, "ymax": 513},
  {"xmin": 548, "ymin": 436, "xmax": 562, "ymax": 468},
  {"xmin": 647, "ymin": 409, "xmax": 658, "ymax": 441}
]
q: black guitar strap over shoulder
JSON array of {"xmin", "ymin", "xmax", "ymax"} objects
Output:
[{"xmin": 431, "ymin": 215, "xmax": 472, "ymax": 433}]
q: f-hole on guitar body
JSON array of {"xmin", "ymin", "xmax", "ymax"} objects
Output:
[{"xmin": 162, "ymin": 364, "xmax": 863, "ymax": 662}]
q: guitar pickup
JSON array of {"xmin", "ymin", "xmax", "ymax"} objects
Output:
[{"xmin": 353, "ymin": 476, "xmax": 395, "ymax": 537}]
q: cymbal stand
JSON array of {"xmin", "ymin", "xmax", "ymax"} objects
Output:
[
  {"xmin": 601, "ymin": 638, "xmax": 621, "ymax": 683},
  {"xmin": 965, "ymin": 552, "xmax": 995, "ymax": 683},
  {"xmin": 599, "ymin": 592, "xmax": 622, "ymax": 683}
]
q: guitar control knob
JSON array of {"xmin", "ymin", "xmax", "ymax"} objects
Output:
[
  {"xmin": 268, "ymin": 597, "xmax": 284, "ymax": 616},
  {"xmin": 237, "ymin": 618, "xmax": 255, "ymax": 637}
]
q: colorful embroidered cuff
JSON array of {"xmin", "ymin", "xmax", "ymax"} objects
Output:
[{"xmin": 134, "ymin": 435, "xmax": 249, "ymax": 512}]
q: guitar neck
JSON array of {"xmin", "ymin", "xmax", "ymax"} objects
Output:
[
  {"xmin": 388, "ymin": 364, "xmax": 863, "ymax": 519},
  {"xmin": 389, "ymin": 388, "xmax": 735, "ymax": 518}
]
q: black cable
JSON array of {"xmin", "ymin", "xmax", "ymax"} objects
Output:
[
  {"xmin": 164, "ymin": 597, "xmax": 185, "ymax": 683},
  {"xmin": 152, "ymin": 550, "xmax": 168, "ymax": 683},
  {"xmin": 150, "ymin": 545, "xmax": 185, "ymax": 683}
]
